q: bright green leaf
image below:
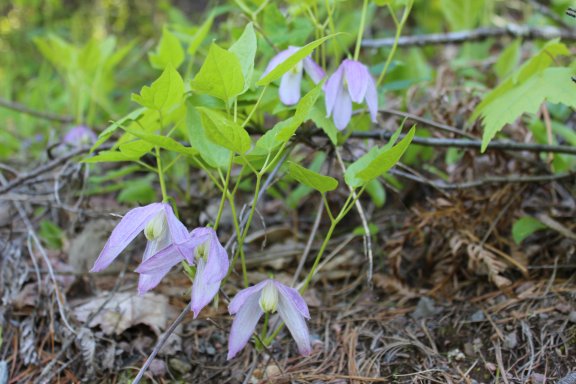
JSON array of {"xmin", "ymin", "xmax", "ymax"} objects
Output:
[
  {"xmin": 494, "ymin": 39, "xmax": 522, "ymax": 79},
  {"xmin": 365, "ymin": 179, "xmax": 386, "ymax": 207},
  {"xmin": 120, "ymin": 127, "xmax": 198, "ymax": 157},
  {"xmin": 149, "ymin": 27, "xmax": 185, "ymax": 70},
  {"xmin": 287, "ymin": 161, "xmax": 338, "ymax": 193},
  {"xmin": 197, "ymin": 107, "xmax": 251, "ymax": 153},
  {"xmin": 132, "ymin": 65, "xmax": 184, "ymax": 112},
  {"xmin": 190, "ymin": 43, "xmax": 244, "ymax": 104},
  {"xmin": 188, "ymin": 15, "xmax": 214, "ymax": 56},
  {"xmin": 186, "ymin": 105, "xmax": 230, "ymax": 168},
  {"xmin": 309, "ymin": 106, "xmax": 338, "ymax": 145},
  {"xmin": 512, "ymin": 216, "xmax": 547, "ymax": 244},
  {"xmin": 82, "ymin": 150, "xmax": 141, "ymax": 163},
  {"xmin": 229, "ymin": 23, "xmax": 257, "ymax": 93},
  {"xmin": 91, "ymin": 108, "xmax": 146, "ymax": 151},
  {"xmin": 118, "ymin": 176, "xmax": 157, "ymax": 204}
]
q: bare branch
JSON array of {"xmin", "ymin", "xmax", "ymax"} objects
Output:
[{"xmin": 0, "ymin": 97, "xmax": 74, "ymax": 123}]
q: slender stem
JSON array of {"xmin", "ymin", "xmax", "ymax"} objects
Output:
[
  {"xmin": 321, "ymin": 193, "xmax": 334, "ymax": 222},
  {"xmin": 214, "ymin": 154, "xmax": 234, "ymax": 231},
  {"xmin": 300, "ymin": 220, "xmax": 337, "ymax": 292},
  {"xmin": 354, "ymin": 0, "xmax": 370, "ymax": 61},
  {"xmin": 228, "ymin": 193, "xmax": 249, "ymax": 286},
  {"xmin": 241, "ymin": 86, "xmax": 267, "ymax": 128},
  {"xmin": 155, "ymin": 146, "xmax": 169, "ymax": 202},
  {"xmin": 377, "ymin": 1, "xmax": 413, "ymax": 86}
]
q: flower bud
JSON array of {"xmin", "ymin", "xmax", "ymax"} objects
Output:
[
  {"xmin": 194, "ymin": 241, "xmax": 209, "ymax": 262},
  {"xmin": 144, "ymin": 212, "xmax": 166, "ymax": 241},
  {"xmin": 259, "ymin": 281, "xmax": 279, "ymax": 313}
]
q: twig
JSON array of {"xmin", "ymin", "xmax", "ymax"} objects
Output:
[
  {"xmin": 350, "ymin": 130, "xmax": 576, "ymax": 155},
  {"xmin": 0, "ymin": 97, "xmax": 74, "ymax": 123},
  {"xmin": 362, "ymin": 25, "xmax": 576, "ymax": 48},
  {"xmin": 390, "ymin": 168, "xmax": 574, "ymax": 189},
  {"xmin": 131, "ymin": 303, "xmax": 191, "ymax": 384}
]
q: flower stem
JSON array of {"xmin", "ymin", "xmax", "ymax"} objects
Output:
[
  {"xmin": 353, "ymin": 0, "xmax": 369, "ymax": 61},
  {"xmin": 155, "ymin": 146, "xmax": 169, "ymax": 202},
  {"xmin": 214, "ymin": 153, "xmax": 234, "ymax": 231}
]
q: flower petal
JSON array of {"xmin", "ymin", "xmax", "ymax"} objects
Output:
[
  {"xmin": 324, "ymin": 65, "xmax": 344, "ymax": 117},
  {"xmin": 138, "ymin": 269, "xmax": 171, "ymax": 295},
  {"xmin": 202, "ymin": 230, "xmax": 229, "ymax": 283},
  {"xmin": 279, "ymin": 69, "xmax": 303, "ymax": 105},
  {"xmin": 227, "ymin": 294, "xmax": 263, "ymax": 360},
  {"xmin": 303, "ymin": 57, "xmax": 325, "ymax": 84},
  {"xmin": 365, "ymin": 76, "xmax": 378, "ymax": 123},
  {"xmin": 277, "ymin": 290, "xmax": 311, "ymax": 356},
  {"xmin": 332, "ymin": 85, "xmax": 353, "ymax": 131},
  {"xmin": 343, "ymin": 59, "xmax": 369, "ymax": 103},
  {"xmin": 90, "ymin": 203, "xmax": 164, "ymax": 272},
  {"xmin": 274, "ymin": 282, "xmax": 310, "ymax": 319},
  {"xmin": 261, "ymin": 46, "xmax": 300, "ymax": 78},
  {"xmin": 135, "ymin": 243, "xmax": 185, "ymax": 274},
  {"xmin": 162, "ymin": 203, "xmax": 188, "ymax": 244},
  {"xmin": 191, "ymin": 258, "xmax": 223, "ymax": 318},
  {"xmin": 228, "ymin": 280, "xmax": 269, "ymax": 315}
]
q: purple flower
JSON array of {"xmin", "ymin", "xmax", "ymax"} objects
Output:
[
  {"xmin": 136, "ymin": 227, "xmax": 229, "ymax": 318},
  {"xmin": 262, "ymin": 46, "xmax": 325, "ymax": 105},
  {"xmin": 63, "ymin": 126, "xmax": 98, "ymax": 146},
  {"xmin": 324, "ymin": 59, "xmax": 378, "ymax": 131},
  {"xmin": 227, "ymin": 279, "xmax": 311, "ymax": 360},
  {"xmin": 90, "ymin": 202, "xmax": 189, "ymax": 294}
]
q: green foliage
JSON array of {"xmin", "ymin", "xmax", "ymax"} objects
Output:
[
  {"xmin": 190, "ymin": 43, "xmax": 245, "ymax": 105},
  {"xmin": 188, "ymin": 14, "xmax": 214, "ymax": 56},
  {"xmin": 117, "ymin": 176, "xmax": 157, "ymax": 204},
  {"xmin": 229, "ymin": 23, "xmax": 257, "ymax": 93},
  {"xmin": 39, "ymin": 220, "xmax": 64, "ymax": 250},
  {"xmin": 365, "ymin": 179, "xmax": 386, "ymax": 208},
  {"xmin": 149, "ymin": 27, "xmax": 185, "ymax": 70},
  {"xmin": 512, "ymin": 216, "xmax": 548, "ymax": 244},
  {"xmin": 132, "ymin": 65, "xmax": 185, "ymax": 112},
  {"xmin": 493, "ymin": 39, "xmax": 522, "ymax": 79},
  {"xmin": 196, "ymin": 107, "xmax": 251, "ymax": 154},
  {"xmin": 120, "ymin": 127, "xmax": 198, "ymax": 157},
  {"xmin": 286, "ymin": 161, "xmax": 338, "ymax": 193}
]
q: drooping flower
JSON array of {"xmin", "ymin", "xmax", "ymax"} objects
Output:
[
  {"xmin": 63, "ymin": 125, "xmax": 98, "ymax": 146},
  {"xmin": 262, "ymin": 46, "xmax": 325, "ymax": 105},
  {"xmin": 136, "ymin": 227, "xmax": 229, "ymax": 318},
  {"xmin": 324, "ymin": 59, "xmax": 378, "ymax": 131},
  {"xmin": 90, "ymin": 202, "xmax": 189, "ymax": 294},
  {"xmin": 227, "ymin": 279, "xmax": 311, "ymax": 360}
]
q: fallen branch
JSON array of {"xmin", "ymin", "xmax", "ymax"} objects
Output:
[
  {"xmin": 350, "ymin": 131, "xmax": 576, "ymax": 155},
  {"xmin": 0, "ymin": 97, "xmax": 74, "ymax": 123},
  {"xmin": 362, "ymin": 25, "xmax": 576, "ymax": 48}
]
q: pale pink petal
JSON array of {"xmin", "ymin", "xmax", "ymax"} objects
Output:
[
  {"xmin": 163, "ymin": 203, "xmax": 188, "ymax": 244},
  {"xmin": 228, "ymin": 280, "xmax": 269, "ymax": 315},
  {"xmin": 279, "ymin": 69, "xmax": 303, "ymax": 105},
  {"xmin": 365, "ymin": 76, "xmax": 378, "ymax": 123},
  {"xmin": 324, "ymin": 65, "xmax": 344, "ymax": 117},
  {"xmin": 277, "ymin": 290, "xmax": 311, "ymax": 356},
  {"xmin": 137, "ymin": 270, "xmax": 171, "ymax": 295},
  {"xmin": 303, "ymin": 57, "xmax": 325, "ymax": 84},
  {"xmin": 227, "ymin": 294, "xmax": 263, "ymax": 360},
  {"xmin": 135, "ymin": 243, "xmax": 186, "ymax": 273},
  {"xmin": 137, "ymin": 228, "xmax": 175, "ymax": 294},
  {"xmin": 261, "ymin": 46, "xmax": 300, "ymax": 78},
  {"xmin": 273, "ymin": 282, "xmax": 310, "ymax": 319},
  {"xmin": 343, "ymin": 59, "xmax": 369, "ymax": 104},
  {"xmin": 203, "ymin": 230, "xmax": 229, "ymax": 283},
  {"xmin": 332, "ymin": 85, "xmax": 353, "ymax": 131},
  {"xmin": 191, "ymin": 258, "xmax": 222, "ymax": 318},
  {"xmin": 90, "ymin": 203, "xmax": 164, "ymax": 272}
]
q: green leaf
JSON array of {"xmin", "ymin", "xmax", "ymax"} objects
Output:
[
  {"xmin": 345, "ymin": 126, "xmax": 416, "ymax": 188},
  {"xmin": 186, "ymin": 104, "xmax": 230, "ymax": 168},
  {"xmin": 149, "ymin": 27, "xmax": 185, "ymax": 70},
  {"xmin": 309, "ymin": 105, "xmax": 338, "ymax": 145},
  {"xmin": 286, "ymin": 161, "xmax": 338, "ymax": 193},
  {"xmin": 120, "ymin": 127, "xmax": 199, "ymax": 157},
  {"xmin": 494, "ymin": 39, "xmax": 522, "ymax": 79},
  {"xmin": 118, "ymin": 140, "xmax": 154, "ymax": 158},
  {"xmin": 132, "ymin": 65, "xmax": 184, "ymax": 112},
  {"xmin": 479, "ymin": 67, "xmax": 576, "ymax": 152},
  {"xmin": 188, "ymin": 15, "xmax": 214, "ymax": 56},
  {"xmin": 196, "ymin": 107, "xmax": 251, "ymax": 153},
  {"xmin": 190, "ymin": 43, "xmax": 244, "ymax": 105},
  {"xmin": 91, "ymin": 108, "xmax": 146, "ymax": 151},
  {"xmin": 39, "ymin": 220, "xmax": 64, "ymax": 249},
  {"xmin": 512, "ymin": 216, "xmax": 547, "ymax": 244},
  {"xmin": 229, "ymin": 23, "xmax": 257, "ymax": 93},
  {"xmin": 118, "ymin": 176, "xmax": 157, "ymax": 204},
  {"xmin": 365, "ymin": 179, "xmax": 386, "ymax": 207},
  {"xmin": 257, "ymin": 33, "xmax": 339, "ymax": 86},
  {"xmin": 82, "ymin": 150, "xmax": 141, "ymax": 163}
]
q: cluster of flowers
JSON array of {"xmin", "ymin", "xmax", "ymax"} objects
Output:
[
  {"xmin": 90, "ymin": 202, "xmax": 311, "ymax": 359},
  {"xmin": 262, "ymin": 46, "xmax": 378, "ymax": 130}
]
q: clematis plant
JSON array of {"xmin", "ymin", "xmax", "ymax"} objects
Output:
[
  {"xmin": 136, "ymin": 227, "xmax": 229, "ymax": 318},
  {"xmin": 227, "ymin": 279, "xmax": 311, "ymax": 359},
  {"xmin": 90, "ymin": 202, "xmax": 189, "ymax": 294},
  {"xmin": 325, "ymin": 59, "xmax": 378, "ymax": 131},
  {"xmin": 262, "ymin": 46, "xmax": 325, "ymax": 105}
]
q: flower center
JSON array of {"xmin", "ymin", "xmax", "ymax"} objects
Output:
[
  {"xmin": 259, "ymin": 282, "xmax": 279, "ymax": 313},
  {"xmin": 144, "ymin": 211, "xmax": 167, "ymax": 241},
  {"xmin": 195, "ymin": 241, "xmax": 209, "ymax": 262}
]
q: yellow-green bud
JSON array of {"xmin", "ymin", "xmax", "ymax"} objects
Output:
[
  {"xmin": 259, "ymin": 282, "xmax": 279, "ymax": 313},
  {"xmin": 144, "ymin": 212, "xmax": 166, "ymax": 241},
  {"xmin": 194, "ymin": 241, "xmax": 209, "ymax": 262}
]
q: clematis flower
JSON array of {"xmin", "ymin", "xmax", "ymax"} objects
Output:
[
  {"xmin": 63, "ymin": 125, "xmax": 98, "ymax": 146},
  {"xmin": 262, "ymin": 46, "xmax": 325, "ymax": 105},
  {"xmin": 227, "ymin": 279, "xmax": 311, "ymax": 360},
  {"xmin": 324, "ymin": 59, "xmax": 378, "ymax": 131},
  {"xmin": 90, "ymin": 202, "xmax": 189, "ymax": 294},
  {"xmin": 136, "ymin": 227, "xmax": 229, "ymax": 318}
]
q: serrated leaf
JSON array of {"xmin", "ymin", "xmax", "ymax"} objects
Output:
[
  {"xmin": 229, "ymin": 23, "xmax": 257, "ymax": 93},
  {"xmin": 149, "ymin": 27, "xmax": 185, "ymax": 70},
  {"xmin": 257, "ymin": 33, "xmax": 339, "ymax": 86},
  {"xmin": 132, "ymin": 65, "xmax": 184, "ymax": 112},
  {"xmin": 196, "ymin": 107, "xmax": 251, "ymax": 153},
  {"xmin": 479, "ymin": 67, "xmax": 576, "ymax": 151},
  {"xmin": 120, "ymin": 127, "xmax": 198, "ymax": 157},
  {"xmin": 190, "ymin": 43, "xmax": 244, "ymax": 105},
  {"xmin": 287, "ymin": 161, "xmax": 338, "ymax": 193},
  {"xmin": 512, "ymin": 216, "xmax": 547, "ymax": 244},
  {"xmin": 345, "ymin": 126, "xmax": 416, "ymax": 188}
]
